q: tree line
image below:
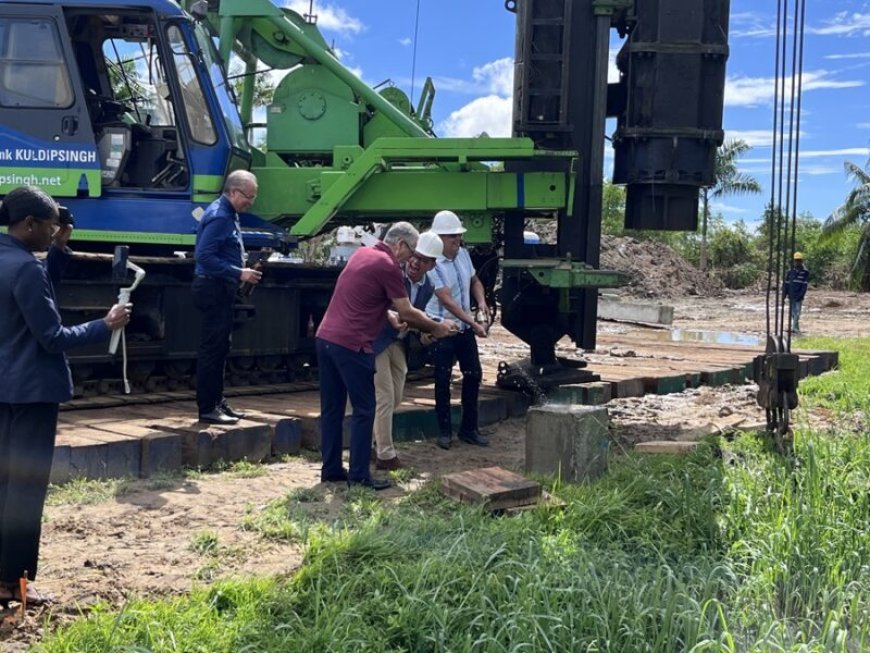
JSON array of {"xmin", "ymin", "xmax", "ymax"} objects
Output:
[{"xmin": 602, "ymin": 142, "xmax": 870, "ymax": 291}]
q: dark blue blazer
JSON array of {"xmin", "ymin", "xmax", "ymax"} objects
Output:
[
  {"xmin": 0, "ymin": 234, "xmax": 110, "ymax": 403},
  {"xmin": 373, "ymin": 274, "xmax": 434, "ymax": 356}
]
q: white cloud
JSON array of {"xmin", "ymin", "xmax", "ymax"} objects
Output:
[
  {"xmin": 741, "ymin": 148, "xmax": 869, "ymax": 164},
  {"xmin": 723, "ymin": 130, "xmax": 776, "ymax": 147},
  {"xmin": 283, "ymin": 1, "xmax": 364, "ymax": 35},
  {"xmin": 399, "ymin": 37, "xmax": 412, "ymax": 47},
  {"xmin": 799, "ymin": 147, "xmax": 869, "ymax": 158},
  {"xmin": 725, "ymin": 70, "xmax": 863, "ymax": 107},
  {"xmin": 434, "ymin": 58, "xmax": 516, "ymax": 137},
  {"xmin": 729, "ymin": 11, "xmax": 776, "ymax": 38},
  {"xmin": 825, "ymin": 52, "xmax": 870, "ymax": 60},
  {"xmin": 471, "ymin": 58, "xmax": 514, "ymax": 96},
  {"xmin": 731, "ymin": 10, "xmax": 870, "ymax": 39},
  {"xmin": 428, "ymin": 58, "xmax": 515, "ymax": 97},
  {"xmin": 799, "ymin": 164, "xmax": 843, "ymax": 176},
  {"xmin": 711, "ymin": 201, "xmax": 752, "ymax": 215},
  {"xmin": 608, "ymin": 47, "xmax": 620, "ymax": 83},
  {"xmin": 439, "ymin": 95, "xmax": 513, "ymax": 138},
  {"xmin": 811, "ymin": 12, "xmax": 870, "ymax": 37},
  {"xmin": 859, "ymin": 122, "xmax": 870, "ymax": 129},
  {"xmin": 329, "ymin": 46, "xmax": 362, "ymax": 79}
]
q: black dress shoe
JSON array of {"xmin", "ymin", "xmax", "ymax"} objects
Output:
[
  {"xmin": 198, "ymin": 408, "xmax": 239, "ymax": 425},
  {"xmin": 220, "ymin": 401, "xmax": 246, "ymax": 419},
  {"xmin": 436, "ymin": 435, "xmax": 452, "ymax": 450},
  {"xmin": 321, "ymin": 469, "xmax": 349, "ymax": 483},
  {"xmin": 458, "ymin": 430, "xmax": 489, "ymax": 447},
  {"xmin": 348, "ymin": 478, "xmax": 392, "ymax": 491}
]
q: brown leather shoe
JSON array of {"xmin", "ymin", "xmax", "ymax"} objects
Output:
[{"xmin": 375, "ymin": 456, "xmax": 404, "ymax": 471}]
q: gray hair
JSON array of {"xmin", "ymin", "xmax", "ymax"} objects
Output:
[
  {"xmin": 383, "ymin": 221, "xmax": 419, "ymax": 250},
  {"xmin": 223, "ymin": 170, "xmax": 257, "ymax": 194}
]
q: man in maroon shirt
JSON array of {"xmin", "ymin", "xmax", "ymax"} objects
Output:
[{"xmin": 317, "ymin": 222, "xmax": 455, "ymax": 490}]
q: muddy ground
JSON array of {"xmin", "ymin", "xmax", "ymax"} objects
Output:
[{"xmin": 2, "ymin": 289, "xmax": 868, "ymax": 649}]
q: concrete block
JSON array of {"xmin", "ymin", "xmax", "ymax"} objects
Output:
[
  {"xmin": 505, "ymin": 393, "xmax": 531, "ymax": 418},
  {"xmin": 548, "ymin": 385, "xmax": 586, "ymax": 405},
  {"xmin": 700, "ymin": 368, "xmax": 738, "ymax": 387},
  {"xmin": 643, "ymin": 374, "xmax": 687, "ymax": 395},
  {"xmin": 598, "ymin": 297, "xmax": 674, "ymax": 326},
  {"xmin": 181, "ymin": 429, "xmax": 214, "ymax": 468},
  {"xmin": 217, "ymin": 423, "xmax": 271, "ymax": 463},
  {"xmin": 479, "ymin": 396, "xmax": 509, "ymax": 426},
  {"xmin": 525, "ymin": 405, "xmax": 609, "ymax": 482},
  {"xmin": 635, "ymin": 441, "xmax": 698, "ymax": 455},
  {"xmin": 550, "ymin": 381, "xmax": 613, "ymax": 406},
  {"xmin": 68, "ymin": 440, "xmax": 110, "ymax": 480},
  {"xmin": 302, "ymin": 415, "xmax": 351, "ymax": 451},
  {"xmin": 140, "ymin": 432, "xmax": 183, "ymax": 477},
  {"xmin": 103, "ymin": 437, "xmax": 141, "ymax": 478},
  {"xmin": 272, "ymin": 417, "xmax": 302, "ymax": 456},
  {"xmin": 50, "ymin": 444, "xmax": 71, "ymax": 485},
  {"xmin": 583, "ymin": 382, "xmax": 612, "ymax": 405}
]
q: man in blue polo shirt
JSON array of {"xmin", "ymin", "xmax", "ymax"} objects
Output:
[
  {"xmin": 192, "ymin": 170, "xmax": 263, "ymax": 424},
  {"xmin": 425, "ymin": 210, "xmax": 491, "ymax": 450}
]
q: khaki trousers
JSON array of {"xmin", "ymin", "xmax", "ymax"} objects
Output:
[{"xmin": 373, "ymin": 340, "xmax": 407, "ymax": 460}]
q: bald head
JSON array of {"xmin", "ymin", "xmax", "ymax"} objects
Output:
[{"xmin": 223, "ymin": 170, "xmax": 258, "ymax": 212}]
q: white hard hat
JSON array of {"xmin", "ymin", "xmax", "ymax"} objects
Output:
[
  {"xmin": 431, "ymin": 210, "xmax": 466, "ymax": 235},
  {"xmin": 414, "ymin": 231, "xmax": 444, "ymax": 259}
]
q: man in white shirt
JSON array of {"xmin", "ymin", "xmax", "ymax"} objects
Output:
[{"xmin": 425, "ymin": 211, "xmax": 490, "ymax": 449}]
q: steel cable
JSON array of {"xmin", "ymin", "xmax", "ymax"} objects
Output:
[{"xmin": 765, "ymin": 0, "xmax": 807, "ymax": 346}]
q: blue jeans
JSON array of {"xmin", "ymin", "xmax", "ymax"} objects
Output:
[
  {"xmin": 316, "ymin": 338, "xmax": 376, "ymax": 483},
  {"xmin": 790, "ymin": 300, "xmax": 803, "ymax": 332},
  {"xmin": 433, "ymin": 329, "xmax": 482, "ymax": 437}
]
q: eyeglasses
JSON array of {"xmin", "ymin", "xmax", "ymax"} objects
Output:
[{"xmin": 235, "ymin": 188, "xmax": 257, "ymax": 201}]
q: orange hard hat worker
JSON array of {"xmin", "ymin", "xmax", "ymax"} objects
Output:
[{"xmin": 793, "ymin": 251, "xmax": 804, "ymax": 261}]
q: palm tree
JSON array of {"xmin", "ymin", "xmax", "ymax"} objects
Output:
[
  {"xmin": 822, "ymin": 159, "xmax": 870, "ymax": 290},
  {"xmin": 700, "ymin": 140, "xmax": 763, "ymax": 271}
]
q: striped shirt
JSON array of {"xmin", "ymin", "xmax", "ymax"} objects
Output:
[{"xmin": 425, "ymin": 247, "xmax": 476, "ymax": 331}]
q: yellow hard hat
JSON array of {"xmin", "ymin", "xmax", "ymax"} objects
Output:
[{"xmin": 793, "ymin": 251, "xmax": 804, "ymax": 260}]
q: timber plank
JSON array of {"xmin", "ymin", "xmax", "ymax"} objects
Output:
[{"xmin": 441, "ymin": 466, "xmax": 541, "ymax": 510}]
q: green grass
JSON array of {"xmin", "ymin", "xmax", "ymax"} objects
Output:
[
  {"xmin": 46, "ymin": 460, "xmax": 269, "ymax": 508},
  {"xmin": 33, "ymin": 339, "xmax": 870, "ymax": 652}
]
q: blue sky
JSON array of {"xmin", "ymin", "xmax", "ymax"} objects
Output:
[{"xmin": 280, "ymin": 0, "xmax": 870, "ymax": 227}]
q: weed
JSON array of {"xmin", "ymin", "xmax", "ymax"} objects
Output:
[
  {"xmin": 189, "ymin": 531, "xmax": 219, "ymax": 556},
  {"xmin": 46, "ymin": 477, "xmax": 134, "ymax": 506}
]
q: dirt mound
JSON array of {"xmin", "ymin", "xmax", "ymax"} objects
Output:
[{"xmin": 601, "ymin": 236, "xmax": 723, "ymax": 299}]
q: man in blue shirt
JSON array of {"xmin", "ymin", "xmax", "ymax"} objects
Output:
[
  {"xmin": 784, "ymin": 251, "xmax": 810, "ymax": 334},
  {"xmin": 192, "ymin": 170, "xmax": 262, "ymax": 424},
  {"xmin": 425, "ymin": 211, "xmax": 491, "ymax": 450}
]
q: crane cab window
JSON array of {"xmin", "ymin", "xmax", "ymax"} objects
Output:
[
  {"xmin": 167, "ymin": 25, "xmax": 215, "ymax": 146},
  {"xmin": 66, "ymin": 11, "xmax": 189, "ymax": 189},
  {"xmin": 0, "ymin": 18, "xmax": 73, "ymax": 108}
]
